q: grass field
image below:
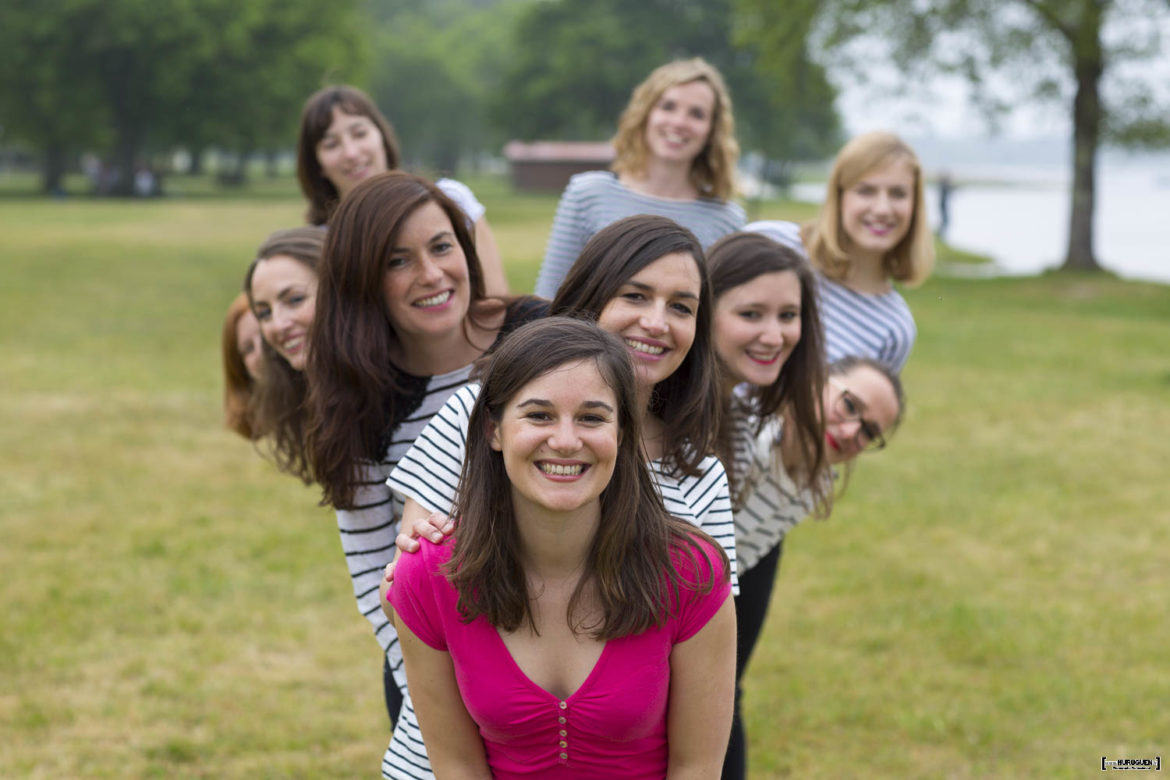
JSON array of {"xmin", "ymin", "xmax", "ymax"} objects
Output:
[{"xmin": 1, "ymin": 173, "xmax": 1168, "ymax": 778}]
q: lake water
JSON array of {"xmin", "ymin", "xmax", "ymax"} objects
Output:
[{"xmin": 791, "ymin": 161, "xmax": 1170, "ymax": 285}]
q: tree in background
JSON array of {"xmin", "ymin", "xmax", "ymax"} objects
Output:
[
  {"xmin": 0, "ymin": 0, "xmax": 366, "ymax": 194},
  {"xmin": 737, "ymin": 0, "xmax": 1170, "ymax": 272},
  {"xmin": 492, "ymin": 0, "xmax": 842, "ymax": 178},
  {"xmin": 366, "ymin": 0, "xmax": 528, "ymax": 174},
  {"xmin": 0, "ymin": 0, "xmax": 109, "ymax": 193}
]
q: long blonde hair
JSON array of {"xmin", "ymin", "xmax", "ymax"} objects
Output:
[
  {"xmin": 611, "ymin": 58, "xmax": 739, "ymax": 201},
  {"xmin": 802, "ymin": 131, "xmax": 934, "ymax": 286}
]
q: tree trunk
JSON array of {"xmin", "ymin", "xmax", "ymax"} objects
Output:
[
  {"xmin": 187, "ymin": 147, "xmax": 205, "ymax": 176},
  {"xmin": 42, "ymin": 142, "xmax": 67, "ymax": 195},
  {"xmin": 1062, "ymin": 24, "xmax": 1103, "ymax": 270},
  {"xmin": 107, "ymin": 122, "xmax": 141, "ymax": 197}
]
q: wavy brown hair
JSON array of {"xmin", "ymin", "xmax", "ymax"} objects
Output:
[
  {"xmin": 222, "ymin": 293, "xmax": 260, "ymax": 439},
  {"xmin": 242, "ymin": 227, "xmax": 327, "ymax": 482},
  {"xmin": 707, "ymin": 232, "xmax": 830, "ymax": 511},
  {"xmin": 802, "ymin": 131, "xmax": 934, "ymax": 286},
  {"xmin": 306, "ymin": 171, "xmax": 491, "ymax": 509},
  {"xmin": 447, "ymin": 317, "xmax": 728, "ymax": 638},
  {"xmin": 611, "ymin": 57, "xmax": 739, "ymax": 201},
  {"xmin": 550, "ymin": 214, "xmax": 719, "ymax": 477},
  {"xmin": 297, "ymin": 85, "xmax": 402, "ymax": 226}
]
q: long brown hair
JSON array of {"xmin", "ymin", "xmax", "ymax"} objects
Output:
[
  {"xmin": 297, "ymin": 85, "xmax": 402, "ymax": 225},
  {"xmin": 707, "ymin": 232, "xmax": 829, "ymax": 510},
  {"xmin": 222, "ymin": 293, "xmax": 259, "ymax": 439},
  {"xmin": 447, "ymin": 317, "xmax": 728, "ymax": 638},
  {"xmin": 550, "ymin": 214, "xmax": 719, "ymax": 477},
  {"xmin": 242, "ymin": 227, "xmax": 327, "ymax": 482},
  {"xmin": 306, "ymin": 171, "xmax": 489, "ymax": 509}
]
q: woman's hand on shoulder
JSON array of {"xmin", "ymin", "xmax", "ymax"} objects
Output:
[
  {"xmin": 396, "ymin": 510, "xmax": 455, "ymax": 553},
  {"xmin": 380, "ymin": 509, "xmax": 454, "ymax": 621}
]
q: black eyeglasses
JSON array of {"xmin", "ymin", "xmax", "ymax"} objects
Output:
[{"xmin": 828, "ymin": 379, "xmax": 887, "ymax": 452}]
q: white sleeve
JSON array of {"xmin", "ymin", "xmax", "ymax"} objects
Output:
[
  {"xmin": 534, "ymin": 176, "xmax": 590, "ymax": 299},
  {"xmin": 744, "ymin": 219, "xmax": 806, "ymax": 256},
  {"xmin": 387, "ymin": 384, "xmax": 480, "ymax": 516},
  {"xmin": 436, "ymin": 177, "xmax": 486, "ymax": 225}
]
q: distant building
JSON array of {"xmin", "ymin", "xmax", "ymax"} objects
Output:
[{"xmin": 503, "ymin": 141, "xmax": 615, "ymax": 192}]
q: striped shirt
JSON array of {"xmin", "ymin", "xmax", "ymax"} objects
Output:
[
  {"xmin": 534, "ymin": 171, "xmax": 746, "ymax": 299},
  {"xmin": 335, "ymin": 367, "xmax": 474, "ymax": 780},
  {"xmin": 725, "ymin": 395, "xmax": 821, "ymax": 574},
  {"xmin": 744, "ymin": 219, "xmax": 917, "ymax": 371}
]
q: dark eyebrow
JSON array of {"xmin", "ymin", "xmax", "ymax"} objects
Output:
[
  {"xmin": 276, "ymin": 284, "xmax": 307, "ymax": 301},
  {"xmin": 392, "ymin": 230, "xmax": 454, "ymax": 254},
  {"xmin": 843, "ymin": 388, "xmax": 869, "ymax": 412},
  {"xmin": 622, "ymin": 280, "xmax": 699, "ymax": 301},
  {"xmin": 516, "ymin": 398, "xmax": 614, "ymax": 413}
]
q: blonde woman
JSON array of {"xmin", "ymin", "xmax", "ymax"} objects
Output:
[
  {"xmin": 748, "ymin": 131, "xmax": 934, "ymax": 371},
  {"xmin": 533, "ymin": 57, "xmax": 745, "ymax": 298}
]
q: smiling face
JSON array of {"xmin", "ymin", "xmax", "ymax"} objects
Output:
[
  {"xmin": 249, "ymin": 255, "xmax": 318, "ymax": 371},
  {"xmin": 713, "ymin": 270, "xmax": 802, "ymax": 387},
  {"xmin": 490, "ymin": 360, "xmax": 619, "ymax": 516},
  {"xmin": 839, "ymin": 156, "xmax": 916, "ymax": 264},
  {"xmin": 315, "ymin": 106, "xmax": 390, "ymax": 199},
  {"xmin": 597, "ymin": 252, "xmax": 701, "ymax": 394},
  {"xmin": 644, "ymin": 80, "xmax": 716, "ymax": 168},
  {"xmin": 235, "ymin": 308, "xmax": 264, "ymax": 381},
  {"xmin": 823, "ymin": 364, "xmax": 900, "ymax": 464},
  {"xmin": 381, "ymin": 200, "xmax": 472, "ymax": 345}
]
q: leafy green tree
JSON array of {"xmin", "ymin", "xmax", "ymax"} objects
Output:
[
  {"xmin": 737, "ymin": 0, "xmax": 1170, "ymax": 271},
  {"xmin": 366, "ymin": 0, "xmax": 529, "ymax": 172},
  {"xmin": 0, "ymin": 0, "xmax": 366, "ymax": 194},
  {"xmin": 0, "ymin": 0, "xmax": 109, "ymax": 192},
  {"xmin": 492, "ymin": 0, "xmax": 841, "ymax": 168}
]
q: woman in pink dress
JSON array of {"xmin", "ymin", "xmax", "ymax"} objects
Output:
[{"xmin": 387, "ymin": 317, "xmax": 735, "ymax": 779}]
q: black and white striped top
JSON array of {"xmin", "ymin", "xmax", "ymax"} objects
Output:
[
  {"xmin": 726, "ymin": 395, "xmax": 822, "ymax": 574},
  {"xmin": 744, "ymin": 219, "xmax": 917, "ymax": 371},
  {"xmin": 534, "ymin": 171, "xmax": 746, "ymax": 299}
]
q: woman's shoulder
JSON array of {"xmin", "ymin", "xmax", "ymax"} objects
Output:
[
  {"xmin": 398, "ymin": 535, "xmax": 456, "ymax": 582},
  {"xmin": 566, "ymin": 170, "xmax": 619, "ymax": 192},
  {"xmin": 668, "ymin": 530, "xmax": 731, "ymax": 593},
  {"xmin": 706, "ymin": 196, "xmax": 746, "ymax": 221},
  {"xmin": 744, "ymin": 219, "xmax": 805, "ymax": 252}
]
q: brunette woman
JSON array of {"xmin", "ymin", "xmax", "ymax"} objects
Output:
[
  {"xmin": 296, "ymin": 85, "xmax": 508, "ymax": 295},
  {"xmin": 746, "ymin": 131, "xmax": 934, "ymax": 371},
  {"xmin": 242, "ymin": 226, "xmax": 328, "ymax": 480},
  {"xmin": 384, "ymin": 214, "xmax": 735, "ymax": 777},
  {"xmin": 303, "ymin": 171, "xmax": 545, "ymax": 740},
  {"xmin": 388, "ymin": 318, "xmax": 735, "ymax": 778},
  {"xmin": 533, "ymin": 58, "xmax": 745, "ymax": 298}
]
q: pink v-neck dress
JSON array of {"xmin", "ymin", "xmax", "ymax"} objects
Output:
[{"xmin": 389, "ymin": 535, "xmax": 731, "ymax": 779}]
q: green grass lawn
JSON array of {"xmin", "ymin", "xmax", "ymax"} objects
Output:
[{"xmin": 1, "ymin": 174, "xmax": 1167, "ymax": 778}]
